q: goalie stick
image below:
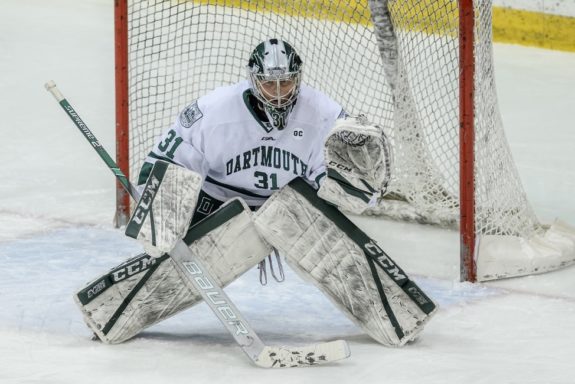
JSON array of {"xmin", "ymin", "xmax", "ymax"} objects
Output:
[{"xmin": 45, "ymin": 80, "xmax": 350, "ymax": 368}]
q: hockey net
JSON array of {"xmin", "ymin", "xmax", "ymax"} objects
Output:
[{"xmin": 116, "ymin": 0, "xmax": 575, "ymax": 281}]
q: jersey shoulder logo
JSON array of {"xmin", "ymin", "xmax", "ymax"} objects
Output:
[{"xmin": 180, "ymin": 101, "xmax": 203, "ymax": 128}]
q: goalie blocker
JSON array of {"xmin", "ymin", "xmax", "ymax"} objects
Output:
[
  {"xmin": 255, "ymin": 178, "xmax": 436, "ymax": 346},
  {"xmin": 125, "ymin": 160, "xmax": 202, "ymax": 257}
]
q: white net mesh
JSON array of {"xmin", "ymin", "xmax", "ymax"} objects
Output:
[{"xmin": 124, "ymin": 0, "xmax": 542, "ymax": 241}]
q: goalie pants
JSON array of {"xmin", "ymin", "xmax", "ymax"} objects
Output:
[{"xmin": 191, "ymin": 189, "xmax": 258, "ymax": 224}]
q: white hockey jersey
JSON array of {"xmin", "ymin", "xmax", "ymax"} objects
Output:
[{"xmin": 140, "ymin": 80, "xmax": 344, "ymax": 207}]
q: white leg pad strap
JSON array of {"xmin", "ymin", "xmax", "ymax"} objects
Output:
[
  {"xmin": 254, "ymin": 179, "xmax": 437, "ymax": 347},
  {"xmin": 75, "ymin": 198, "xmax": 272, "ymax": 344}
]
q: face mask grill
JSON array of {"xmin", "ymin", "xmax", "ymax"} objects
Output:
[{"xmin": 250, "ymin": 71, "xmax": 301, "ymax": 108}]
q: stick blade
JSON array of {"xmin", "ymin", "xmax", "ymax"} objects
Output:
[{"xmin": 254, "ymin": 340, "xmax": 350, "ymax": 368}]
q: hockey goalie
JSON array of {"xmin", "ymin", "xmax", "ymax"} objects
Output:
[{"xmin": 75, "ymin": 38, "xmax": 436, "ymax": 349}]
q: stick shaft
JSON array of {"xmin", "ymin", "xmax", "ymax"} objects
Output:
[{"xmin": 45, "ymin": 81, "xmax": 138, "ymax": 200}]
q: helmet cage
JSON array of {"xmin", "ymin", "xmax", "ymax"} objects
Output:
[{"xmin": 250, "ymin": 71, "xmax": 301, "ymax": 108}]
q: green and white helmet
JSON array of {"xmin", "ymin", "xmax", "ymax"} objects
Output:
[{"xmin": 247, "ymin": 39, "xmax": 303, "ymax": 110}]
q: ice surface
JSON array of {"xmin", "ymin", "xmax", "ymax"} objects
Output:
[{"xmin": 1, "ymin": 0, "xmax": 574, "ymax": 383}]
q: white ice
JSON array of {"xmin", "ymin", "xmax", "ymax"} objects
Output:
[{"xmin": 1, "ymin": 1, "xmax": 575, "ymax": 383}]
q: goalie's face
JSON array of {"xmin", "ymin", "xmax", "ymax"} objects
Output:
[
  {"xmin": 248, "ymin": 39, "xmax": 302, "ymax": 109},
  {"xmin": 253, "ymin": 73, "xmax": 300, "ymax": 108}
]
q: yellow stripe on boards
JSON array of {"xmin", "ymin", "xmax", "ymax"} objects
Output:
[
  {"xmin": 185, "ymin": 0, "xmax": 372, "ymax": 25},
  {"xmin": 388, "ymin": 0, "xmax": 458, "ymax": 37},
  {"xmin": 186, "ymin": 0, "xmax": 575, "ymax": 52},
  {"xmin": 493, "ymin": 7, "xmax": 575, "ymax": 52}
]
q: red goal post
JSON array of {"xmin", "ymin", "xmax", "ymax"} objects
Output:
[
  {"xmin": 115, "ymin": 0, "xmax": 130, "ymax": 229},
  {"xmin": 114, "ymin": 0, "xmax": 575, "ymax": 282},
  {"xmin": 459, "ymin": 0, "xmax": 476, "ymax": 281}
]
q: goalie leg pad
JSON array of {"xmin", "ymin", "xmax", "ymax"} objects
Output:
[
  {"xmin": 254, "ymin": 178, "xmax": 437, "ymax": 347},
  {"xmin": 76, "ymin": 198, "xmax": 272, "ymax": 344}
]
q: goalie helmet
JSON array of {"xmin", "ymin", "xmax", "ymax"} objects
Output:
[{"xmin": 247, "ymin": 39, "xmax": 303, "ymax": 130}]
